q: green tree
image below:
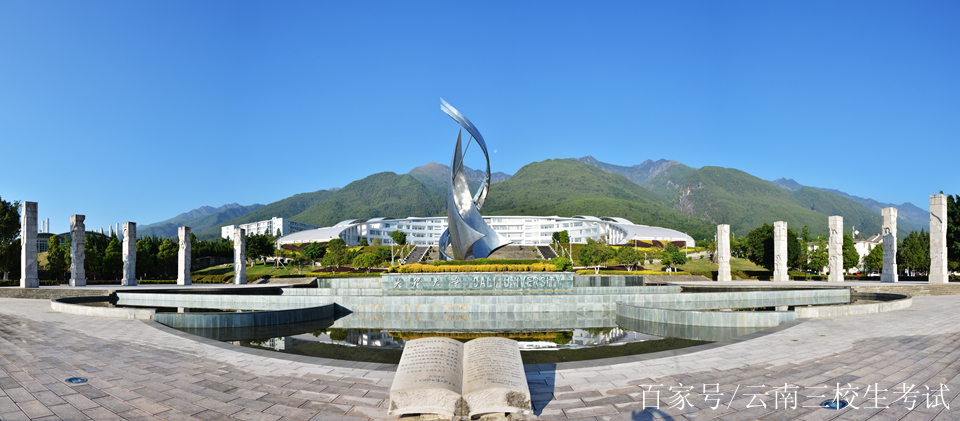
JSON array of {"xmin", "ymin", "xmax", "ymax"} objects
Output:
[
  {"xmin": 742, "ymin": 224, "xmax": 806, "ymax": 271},
  {"xmin": 245, "ymin": 234, "xmax": 274, "ymax": 264},
  {"xmin": 552, "ymin": 230, "xmax": 570, "ymax": 244},
  {"xmin": 359, "ymin": 238, "xmax": 368, "ymax": 247},
  {"xmin": 800, "ymin": 225, "xmax": 812, "ymax": 243},
  {"xmin": 863, "ymin": 244, "xmax": 883, "ymax": 274},
  {"xmin": 390, "ymin": 230, "xmax": 407, "ymax": 246},
  {"xmin": 615, "ymin": 246, "xmax": 641, "ymax": 272},
  {"xmin": 84, "ymin": 234, "xmax": 107, "ymax": 280},
  {"xmin": 46, "ymin": 235, "xmax": 69, "ymax": 280},
  {"xmin": 661, "ymin": 245, "xmax": 688, "ymax": 268},
  {"xmin": 0, "ymin": 196, "xmax": 20, "ymax": 280},
  {"xmin": 842, "ymin": 233, "xmax": 859, "ymax": 272},
  {"xmin": 578, "ymin": 239, "xmax": 613, "ymax": 273},
  {"xmin": 808, "ymin": 238, "xmax": 828, "ymax": 274},
  {"xmin": 352, "ymin": 252, "xmax": 383, "ymax": 272},
  {"xmin": 947, "ymin": 194, "xmax": 960, "ymax": 271},
  {"xmin": 301, "ymin": 243, "xmax": 326, "ymax": 263},
  {"xmin": 551, "ymin": 256, "xmax": 572, "ymax": 271},
  {"xmin": 898, "ymin": 230, "xmax": 930, "ymax": 275},
  {"xmin": 136, "ymin": 238, "xmax": 157, "ymax": 280},
  {"xmin": 157, "ymin": 238, "xmax": 178, "ymax": 277},
  {"xmin": 103, "ymin": 238, "xmax": 123, "ymax": 280},
  {"xmin": 371, "ymin": 238, "xmax": 382, "ymax": 246},
  {"xmin": 322, "ymin": 238, "xmax": 349, "ymax": 268}
]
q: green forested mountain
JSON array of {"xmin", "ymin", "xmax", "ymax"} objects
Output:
[
  {"xmin": 177, "ymin": 156, "xmax": 923, "ymax": 242},
  {"xmin": 195, "ymin": 190, "xmax": 335, "ymax": 238},
  {"xmin": 671, "ymin": 166, "xmax": 893, "ymax": 237},
  {"xmin": 139, "ymin": 204, "xmax": 262, "ymax": 239},
  {"xmin": 482, "ymin": 159, "xmax": 716, "ymax": 238},
  {"xmin": 577, "ymin": 156, "xmax": 696, "ymax": 203},
  {"xmin": 291, "ymin": 172, "xmax": 445, "ymax": 226}
]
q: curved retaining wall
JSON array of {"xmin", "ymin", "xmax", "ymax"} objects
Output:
[
  {"xmin": 118, "ymin": 285, "xmax": 683, "ymax": 314},
  {"xmin": 794, "ymin": 293, "xmax": 912, "ymax": 318},
  {"xmin": 617, "ymin": 301, "xmax": 798, "ymax": 328},
  {"xmin": 50, "ymin": 297, "xmax": 155, "ymax": 320},
  {"xmin": 152, "ymin": 304, "xmax": 335, "ymax": 329}
]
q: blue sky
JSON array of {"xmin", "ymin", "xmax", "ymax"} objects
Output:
[{"xmin": 2, "ymin": 1, "xmax": 957, "ymax": 234}]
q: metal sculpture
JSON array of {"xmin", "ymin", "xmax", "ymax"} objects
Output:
[{"xmin": 438, "ymin": 98, "xmax": 510, "ymax": 260}]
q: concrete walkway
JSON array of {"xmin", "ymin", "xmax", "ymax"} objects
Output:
[{"xmin": 1, "ymin": 294, "xmax": 960, "ymax": 420}]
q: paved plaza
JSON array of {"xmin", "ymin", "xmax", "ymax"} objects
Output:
[{"xmin": 1, "ymin": 292, "xmax": 960, "ymax": 420}]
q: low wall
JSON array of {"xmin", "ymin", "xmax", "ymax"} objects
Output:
[
  {"xmin": 117, "ymin": 284, "xmax": 681, "ymax": 314},
  {"xmin": 152, "ymin": 304, "xmax": 335, "ymax": 329},
  {"xmin": 50, "ymin": 297, "xmax": 155, "ymax": 320},
  {"xmin": 795, "ymin": 293, "xmax": 912, "ymax": 318},
  {"xmin": 617, "ymin": 301, "xmax": 798, "ymax": 328},
  {"xmin": 852, "ymin": 284, "xmax": 960, "ymax": 297},
  {"xmin": 575, "ymin": 275, "xmax": 645, "ymax": 287},
  {"xmin": 625, "ymin": 289, "xmax": 851, "ymax": 310},
  {"xmin": 3, "ymin": 288, "xmax": 113, "ymax": 300}
]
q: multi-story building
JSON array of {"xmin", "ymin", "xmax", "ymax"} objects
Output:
[
  {"xmin": 221, "ymin": 217, "xmax": 320, "ymax": 240},
  {"xmin": 275, "ymin": 215, "xmax": 694, "ymax": 248}
]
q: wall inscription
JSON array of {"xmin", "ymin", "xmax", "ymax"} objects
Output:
[{"xmin": 381, "ymin": 273, "xmax": 574, "ymax": 295}]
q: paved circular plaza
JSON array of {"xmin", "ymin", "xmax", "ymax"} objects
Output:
[{"xmin": 1, "ymin": 288, "xmax": 959, "ymax": 421}]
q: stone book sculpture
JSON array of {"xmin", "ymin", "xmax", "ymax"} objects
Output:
[{"xmin": 388, "ymin": 337, "xmax": 531, "ymax": 418}]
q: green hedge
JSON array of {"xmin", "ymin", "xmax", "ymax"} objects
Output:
[
  {"xmin": 431, "ymin": 259, "xmax": 542, "ymax": 266},
  {"xmin": 396, "ymin": 263, "xmax": 558, "ymax": 273}
]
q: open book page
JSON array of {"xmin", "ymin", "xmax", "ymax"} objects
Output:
[
  {"xmin": 462, "ymin": 337, "xmax": 531, "ymax": 416},
  {"xmin": 388, "ymin": 337, "xmax": 464, "ymax": 417}
]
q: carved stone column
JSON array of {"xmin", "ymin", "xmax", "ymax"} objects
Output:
[
  {"xmin": 930, "ymin": 194, "xmax": 948, "ymax": 284},
  {"xmin": 178, "ymin": 226, "xmax": 191, "ymax": 286},
  {"xmin": 70, "ymin": 215, "xmax": 86, "ymax": 287},
  {"xmin": 773, "ymin": 221, "xmax": 788, "ymax": 282},
  {"xmin": 828, "ymin": 216, "xmax": 844, "ymax": 282},
  {"xmin": 20, "ymin": 202, "xmax": 38, "ymax": 288},
  {"xmin": 122, "ymin": 222, "xmax": 137, "ymax": 286},
  {"xmin": 717, "ymin": 224, "xmax": 731, "ymax": 282},
  {"xmin": 881, "ymin": 208, "xmax": 898, "ymax": 283},
  {"xmin": 234, "ymin": 227, "xmax": 246, "ymax": 285}
]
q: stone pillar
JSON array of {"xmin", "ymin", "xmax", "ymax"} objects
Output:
[
  {"xmin": 70, "ymin": 215, "xmax": 86, "ymax": 287},
  {"xmin": 773, "ymin": 221, "xmax": 788, "ymax": 282},
  {"xmin": 717, "ymin": 224, "xmax": 731, "ymax": 282},
  {"xmin": 930, "ymin": 194, "xmax": 948, "ymax": 284},
  {"xmin": 234, "ymin": 228, "xmax": 247, "ymax": 285},
  {"xmin": 121, "ymin": 222, "xmax": 137, "ymax": 286},
  {"xmin": 828, "ymin": 216, "xmax": 844, "ymax": 282},
  {"xmin": 881, "ymin": 208, "xmax": 898, "ymax": 283},
  {"xmin": 20, "ymin": 202, "xmax": 38, "ymax": 288},
  {"xmin": 178, "ymin": 226, "xmax": 191, "ymax": 286}
]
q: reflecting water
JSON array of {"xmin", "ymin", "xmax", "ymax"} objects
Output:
[{"xmin": 173, "ymin": 310, "xmax": 715, "ymax": 365}]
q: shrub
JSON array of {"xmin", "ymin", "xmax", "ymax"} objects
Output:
[{"xmin": 551, "ymin": 257, "xmax": 573, "ymax": 272}]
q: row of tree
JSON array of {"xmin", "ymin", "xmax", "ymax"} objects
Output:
[{"xmin": 44, "ymin": 233, "xmax": 242, "ymax": 280}]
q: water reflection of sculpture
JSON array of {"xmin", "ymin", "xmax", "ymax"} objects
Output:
[{"xmin": 438, "ymin": 99, "xmax": 511, "ymax": 260}]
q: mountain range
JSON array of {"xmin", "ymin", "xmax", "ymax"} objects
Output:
[
  {"xmin": 138, "ymin": 203, "xmax": 263, "ymax": 239},
  {"xmin": 146, "ymin": 158, "xmax": 928, "ymax": 242}
]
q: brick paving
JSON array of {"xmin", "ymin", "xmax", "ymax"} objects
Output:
[{"xmin": 1, "ymin": 294, "xmax": 960, "ymax": 420}]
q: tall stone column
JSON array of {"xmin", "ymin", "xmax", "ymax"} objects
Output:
[
  {"xmin": 234, "ymin": 228, "xmax": 247, "ymax": 285},
  {"xmin": 881, "ymin": 208, "xmax": 898, "ymax": 283},
  {"xmin": 828, "ymin": 216, "xmax": 844, "ymax": 282},
  {"xmin": 178, "ymin": 226, "xmax": 191, "ymax": 286},
  {"xmin": 70, "ymin": 215, "xmax": 86, "ymax": 287},
  {"xmin": 773, "ymin": 221, "xmax": 788, "ymax": 282},
  {"xmin": 121, "ymin": 222, "xmax": 137, "ymax": 286},
  {"xmin": 717, "ymin": 224, "xmax": 731, "ymax": 282},
  {"xmin": 930, "ymin": 194, "xmax": 948, "ymax": 284},
  {"xmin": 20, "ymin": 202, "xmax": 38, "ymax": 288}
]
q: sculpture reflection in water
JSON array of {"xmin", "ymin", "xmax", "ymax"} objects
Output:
[{"xmin": 438, "ymin": 98, "xmax": 511, "ymax": 260}]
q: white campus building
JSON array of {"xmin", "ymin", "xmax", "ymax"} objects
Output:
[
  {"xmin": 275, "ymin": 215, "xmax": 694, "ymax": 248},
  {"xmin": 221, "ymin": 217, "xmax": 320, "ymax": 240}
]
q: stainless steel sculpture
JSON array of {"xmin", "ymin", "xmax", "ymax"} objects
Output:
[{"xmin": 439, "ymin": 98, "xmax": 510, "ymax": 260}]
